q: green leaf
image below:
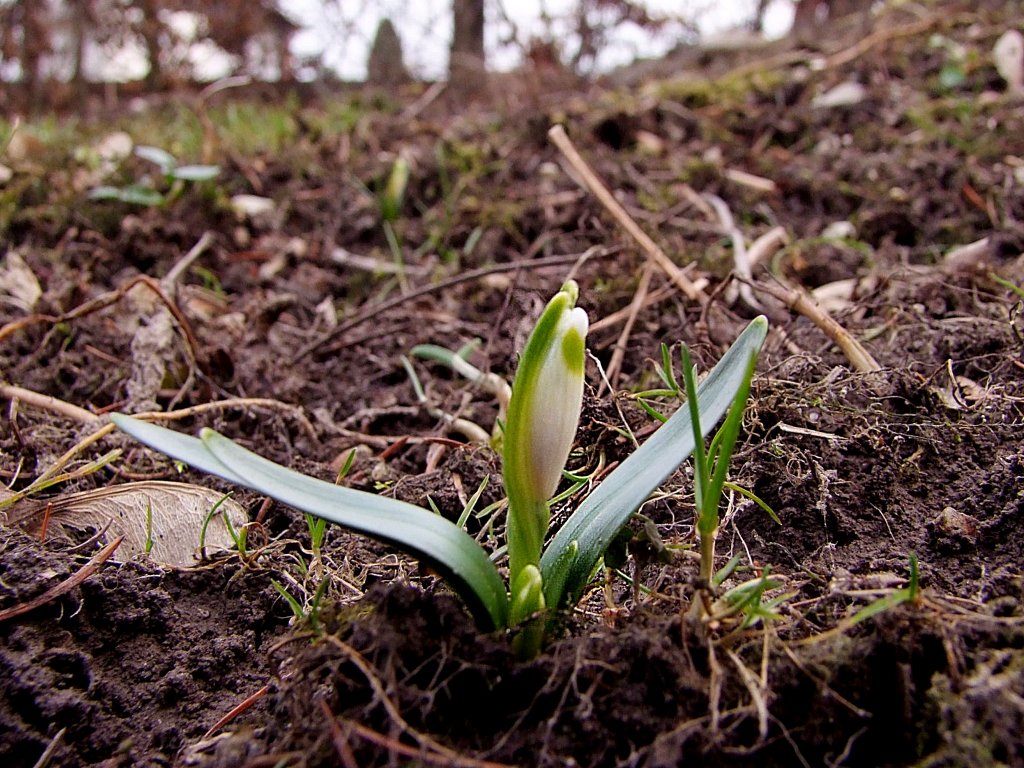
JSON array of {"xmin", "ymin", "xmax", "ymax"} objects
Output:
[
  {"xmin": 722, "ymin": 481, "xmax": 780, "ymax": 525},
  {"xmin": 111, "ymin": 415, "xmax": 246, "ymax": 482},
  {"xmin": 111, "ymin": 414, "xmax": 509, "ymax": 630},
  {"xmin": 540, "ymin": 316, "xmax": 768, "ymax": 609},
  {"xmin": 657, "ymin": 342, "xmax": 680, "ymax": 392},
  {"xmin": 701, "ymin": 349, "xmax": 758, "ymax": 537},
  {"xmin": 135, "ymin": 145, "xmax": 176, "ymax": 171},
  {"xmin": 89, "ymin": 184, "xmax": 165, "ymax": 206},
  {"xmin": 680, "ymin": 345, "xmax": 709, "ymax": 513}
]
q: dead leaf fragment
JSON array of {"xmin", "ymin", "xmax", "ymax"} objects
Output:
[
  {"xmin": 812, "ymin": 81, "xmax": 867, "ymax": 109},
  {"xmin": 12, "ymin": 481, "xmax": 247, "ymax": 567},
  {"xmin": 0, "ymin": 250, "xmax": 42, "ymax": 312}
]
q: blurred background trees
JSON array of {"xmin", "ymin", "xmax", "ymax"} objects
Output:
[{"xmin": 0, "ymin": 0, "xmax": 867, "ymax": 113}]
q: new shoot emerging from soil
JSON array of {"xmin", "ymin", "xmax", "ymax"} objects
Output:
[
  {"xmin": 680, "ymin": 344, "xmax": 758, "ymax": 584},
  {"xmin": 112, "ymin": 283, "xmax": 768, "ymax": 655}
]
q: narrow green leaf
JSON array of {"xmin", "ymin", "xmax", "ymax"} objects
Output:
[
  {"xmin": 135, "ymin": 144, "xmax": 176, "ymax": 171},
  {"xmin": 111, "ymin": 414, "xmax": 509, "ymax": 629},
  {"xmin": 116, "ymin": 186, "xmax": 165, "ymax": 206},
  {"xmin": 199, "ymin": 429, "xmax": 509, "ymax": 629},
  {"xmin": 845, "ymin": 589, "xmax": 913, "ymax": 627},
  {"xmin": 658, "ymin": 342, "xmax": 680, "ymax": 392},
  {"xmin": 680, "ymin": 346, "xmax": 708, "ymax": 512},
  {"xmin": 702, "ymin": 349, "xmax": 758, "ymax": 535},
  {"xmin": 712, "ymin": 554, "xmax": 743, "ymax": 588},
  {"xmin": 111, "ymin": 414, "xmax": 246, "ymax": 483},
  {"xmin": 721, "ymin": 481, "xmax": 780, "ymax": 525},
  {"xmin": 88, "ymin": 185, "xmax": 123, "ymax": 200},
  {"xmin": 636, "ymin": 399, "xmax": 669, "ymax": 423},
  {"xmin": 540, "ymin": 317, "xmax": 768, "ymax": 609}
]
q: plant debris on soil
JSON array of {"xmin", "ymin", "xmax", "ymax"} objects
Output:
[{"xmin": 3, "ymin": 2, "xmax": 1024, "ymax": 766}]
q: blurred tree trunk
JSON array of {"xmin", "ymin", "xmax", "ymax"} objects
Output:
[
  {"xmin": 792, "ymin": 0, "xmax": 873, "ymax": 37},
  {"xmin": 449, "ymin": 0, "xmax": 486, "ymax": 94},
  {"xmin": 19, "ymin": 0, "xmax": 48, "ymax": 112},
  {"xmin": 367, "ymin": 18, "xmax": 410, "ymax": 88},
  {"xmin": 68, "ymin": 0, "xmax": 90, "ymax": 105},
  {"xmin": 136, "ymin": 0, "xmax": 163, "ymax": 89}
]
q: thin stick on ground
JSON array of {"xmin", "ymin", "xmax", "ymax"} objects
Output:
[
  {"xmin": 339, "ymin": 716, "xmax": 513, "ymax": 768},
  {"xmin": 0, "ymin": 536, "xmax": 123, "ymax": 623},
  {"xmin": 0, "ymin": 386, "xmax": 318, "ymax": 443},
  {"xmin": 0, "ymin": 391, "xmax": 323, "ymax": 510},
  {"xmin": 0, "ymin": 385, "xmax": 100, "ymax": 425},
  {"xmin": 751, "ymin": 279, "xmax": 881, "ymax": 373},
  {"xmin": 602, "ymin": 261, "xmax": 655, "ymax": 393},
  {"xmin": 725, "ymin": 647, "xmax": 770, "ymax": 742},
  {"xmin": 30, "ymin": 726, "xmax": 65, "ymax": 768},
  {"xmin": 0, "ymin": 274, "xmax": 200, "ymax": 364},
  {"xmin": 202, "ymin": 684, "xmax": 270, "ymax": 740},
  {"xmin": 588, "ymin": 283, "xmax": 676, "ymax": 334},
  {"xmin": 704, "ymin": 193, "xmax": 762, "ymax": 312},
  {"xmin": 162, "ymin": 231, "xmax": 215, "ymax": 294},
  {"xmin": 547, "ymin": 124, "xmax": 708, "ymax": 305},
  {"xmin": 290, "ymin": 247, "xmax": 620, "ymax": 364},
  {"xmin": 319, "ymin": 700, "xmax": 360, "ymax": 768}
]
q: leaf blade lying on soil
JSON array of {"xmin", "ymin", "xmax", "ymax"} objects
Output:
[{"xmin": 111, "ymin": 414, "xmax": 510, "ymax": 630}]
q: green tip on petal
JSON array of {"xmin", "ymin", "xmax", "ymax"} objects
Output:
[{"xmin": 561, "ymin": 323, "xmax": 585, "ymax": 376}]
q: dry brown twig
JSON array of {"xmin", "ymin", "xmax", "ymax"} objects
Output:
[
  {"xmin": 162, "ymin": 231, "xmax": 215, "ymax": 295},
  {"xmin": 0, "ymin": 273, "xmax": 201, "ymax": 362},
  {"xmin": 1, "ymin": 386, "xmax": 318, "ymax": 443},
  {"xmin": 588, "ymin": 283, "xmax": 676, "ymax": 334},
  {"xmin": 602, "ymin": 261, "xmax": 655, "ymax": 392},
  {"xmin": 337, "ymin": 716, "xmax": 513, "ymax": 768},
  {"xmin": 547, "ymin": 124, "xmax": 709, "ymax": 305},
  {"xmin": 825, "ymin": 15, "xmax": 939, "ymax": 70},
  {"xmin": 0, "ymin": 536, "xmax": 123, "ymax": 623},
  {"xmin": 30, "ymin": 726, "xmax": 66, "ymax": 768},
  {"xmin": 320, "ymin": 699, "xmax": 360, "ymax": 768},
  {"xmin": 1, "ymin": 385, "xmax": 100, "ymax": 425},
  {"xmin": 290, "ymin": 248, "xmax": 620, "ymax": 364},
  {"xmin": 750, "ymin": 280, "xmax": 881, "ymax": 373},
  {"xmin": 704, "ymin": 193, "xmax": 762, "ymax": 312},
  {"xmin": 202, "ymin": 685, "xmax": 270, "ymax": 740},
  {"xmin": 0, "ymin": 390, "xmax": 322, "ymax": 510}
]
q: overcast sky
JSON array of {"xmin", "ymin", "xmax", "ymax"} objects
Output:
[
  {"xmin": 104, "ymin": 0, "xmax": 795, "ymax": 82},
  {"xmin": 285, "ymin": 0, "xmax": 794, "ymax": 79}
]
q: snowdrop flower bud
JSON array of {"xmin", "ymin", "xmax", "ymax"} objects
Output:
[
  {"xmin": 994, "ymin": 30, "xmax": 1024, "ymax": 96},
  {"xmin": 503, "ymin": 280, "xmax": 588, "ymax": 582}
]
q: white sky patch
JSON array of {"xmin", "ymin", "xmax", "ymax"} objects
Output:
[
  {"xmin": 10, "ymin": 0, "xmax": 796, "ymax": 83},
  {"xmin": 288, "ymin": 0, "xmax": 795, "ymax": 81}
]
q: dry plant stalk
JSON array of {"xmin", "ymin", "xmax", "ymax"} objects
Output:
[
  {"xmin": 602, "ymin": 261, "xmax": 655, "ymax": 392},
  {"xmin": 754, "ymin": 280, "xmax": 881, "ymax": 373},
  {"xmin": 547, "ymin": 124, "xmax": 708, "ymax": 305},
  {"xmin": 0, "ymin": 536, "xmax": 123, "ymax": 622}
]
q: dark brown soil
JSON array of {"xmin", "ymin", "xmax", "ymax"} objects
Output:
[{"xmin": 3, "ymin": 2, "xmax": 1024, "ymax": 766}]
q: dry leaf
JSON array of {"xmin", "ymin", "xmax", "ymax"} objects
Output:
[
  {"xmin": 0, "ymin": 250, "xmax": 42, "ymax": 312},
  {"xmin": 12, "ymin": 481, "xmax": 248, "ymax": 567}
]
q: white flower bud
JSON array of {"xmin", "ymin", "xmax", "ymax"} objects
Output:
[
  {"xmin": 519, "ymin": 304, "xmax": 588, "ymax": 500},
  {"xmin": 503, "ymin": 281, "xmax": 588, "ymax": 582},
  {"xmin": 994, "ymin": 30, "xmax": 1024, "ymax": 95}
]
